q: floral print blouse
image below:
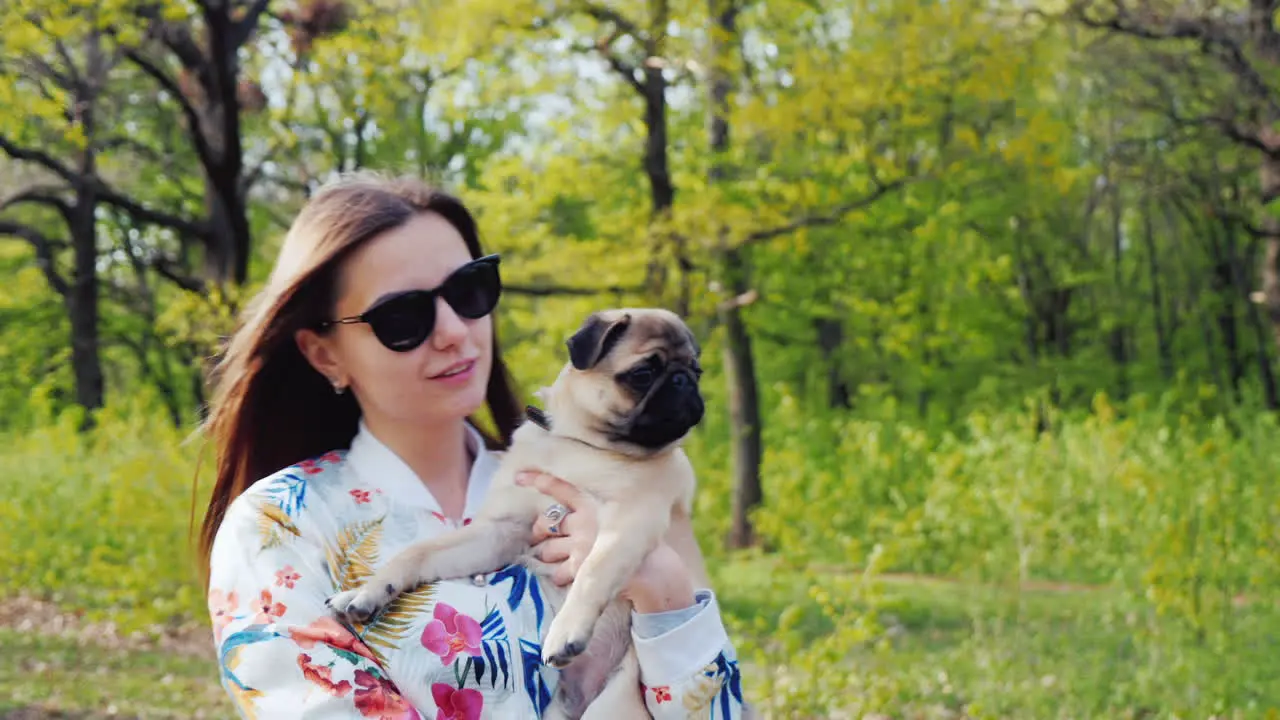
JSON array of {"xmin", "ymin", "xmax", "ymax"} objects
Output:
[{"xmin": 207, "ymin": 420, "xmax": 745, "ymax": 718}]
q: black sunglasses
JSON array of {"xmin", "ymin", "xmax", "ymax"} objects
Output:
[{"xmin": 319, "ymin": 254, "xmax": 502, "ymax": 352}]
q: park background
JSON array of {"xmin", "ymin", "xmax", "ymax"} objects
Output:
[{"xmin": 1, "ymin": 0, "xmax": 1278, "ymax": 717}]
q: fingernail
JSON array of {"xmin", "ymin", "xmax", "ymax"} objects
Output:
[{"xmin": 515, "ymin": 472, "xmax": 532, "ymax": 486}]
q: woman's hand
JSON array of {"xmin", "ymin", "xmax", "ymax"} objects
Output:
[{"xmin": 516, "ymin": 470, "xmax": 697, "ymax": 614}]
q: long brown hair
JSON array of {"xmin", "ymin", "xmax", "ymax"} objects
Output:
[{"xmin": 195, "ymin": 173, "xmax": 524, "ymax": 583}]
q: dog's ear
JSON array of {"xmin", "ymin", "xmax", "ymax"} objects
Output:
[{"xmin": 567, "ymin": 312, "xmax": 632, "ymax": 370}]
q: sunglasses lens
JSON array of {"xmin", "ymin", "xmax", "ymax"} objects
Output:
[
  {"xmin": 367, "ymin": 292, "xmax": 435, "ymax": 352},
  {"xmin": 442, "ymin": 260, "xmax": 501, "ymax": 319}
]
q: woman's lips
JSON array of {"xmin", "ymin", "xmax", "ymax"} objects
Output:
[{"xmin": 430, "ymin": 359, "xmax": 476, "ymax": 383}]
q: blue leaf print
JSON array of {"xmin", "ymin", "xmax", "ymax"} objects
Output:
[
  {"xmin": 263, "ymin": 470, "xmax": 308, "ymax": 517},
  {"xmin": 458, "ymin": 605, "xmax": 511, "ymax": 691},
  {"xmin": 519, "ymin": 638, "xmax": 553, "ymax": 715},
  {"xmin": 218, "ymin": 625, "xmax": 284, "ymax": 692},
  {"xmin": 710, "ymin": 653, "xmax": 744, "ymax": 719},
  {"xmin": 496, "ymin": 641, "xmax": 510, "ymax": 685},
  {"xmin": 491, "ymin": 564, "xmax": 545, "ymax": 631}
]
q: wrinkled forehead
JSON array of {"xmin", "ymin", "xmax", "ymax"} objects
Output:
[{"xmin": 626, "ymin": 314, "xmax": 700, "ymax": 361}]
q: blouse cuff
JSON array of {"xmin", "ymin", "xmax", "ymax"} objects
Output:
[
  {"xmin": 630, "ymin": 589, "xmax": 729, "ymax": 685},
  {"xmin": 631, "ymin": 591, "xmax": 708, "ymax": 639}
]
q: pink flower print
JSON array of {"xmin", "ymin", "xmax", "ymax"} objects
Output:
[
  {"xmin": 650, "ymin": 685, "xmax": 673, "ymax": 703},
  {"xmin": 430, "ymin": 511, "xmax": 469, "ymax": 526},
  {"xmin": 350, "ymin": 489, "xmax": 372, "ymax": 504},
  {"xmin": 431, "ymin": 683, "xmax": 483, "ymax": 720},
  {"xmin": 354, "ymin": 669, "xmax": 419, "ymax": 719},
  {"xmin": 420, "ymin": 603, "xmax": 483, "ymax": 665},
  {"xmin": 208, "ymin": 589, "xmax": 239, "ymax": 640},
  {"xmin": 251, "ymin": 589, "xmax": 287, "ymax": 624},
  {"xmin": 297, "ymin": 653, "xmax": 353, "ymax": 696},
  {"xmin": 298, "ymin": 459, "xmax": 325, "ymax": 474},
  {"xmin": 290, "ymin": 616, "xmax": 378, "ymax": 663},
  {"xmin": 321, "ymin": 451, "xmax": 343, "ymax": 464},
  {"xmin": 275, "ymin": 565, "xmax": 301, "ymax": 589}
]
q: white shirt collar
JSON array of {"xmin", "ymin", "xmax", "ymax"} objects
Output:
[{"xmin": 346, "ymin": 418, "xmax": 501, "ymax": 521}]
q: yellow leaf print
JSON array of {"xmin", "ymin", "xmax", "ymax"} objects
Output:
[
  {"xmin": 257, "ymin": 500, "xmax": 301, "ymax": 551},
  {"xmin": 355, "ymin": 580, "xmax": 438, "ymax": 665},
  {"xmin": 325, "ymin": 517, "xmax": 384, "ymax": 592},
  {"xmin": 223, "ymin": 646, "xmax": 264, "ymax": 719},
  {"xmin": 682, "ymin": 662, "xmax": 722, "ymax": 716}
]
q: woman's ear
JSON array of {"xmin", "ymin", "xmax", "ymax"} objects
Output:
[{"xmin": 295, "ymin": 328, "xmax": 348, "ymax": 390}]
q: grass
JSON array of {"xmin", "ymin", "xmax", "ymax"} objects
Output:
[
  {"xmin": 0, "ymin": 629, "xmax": 228, "ymax": 718},
  {"xmin": 713, "ymin": 557, "xmax": 1280, "ymax": 718},
  {"xmin": 2, "ymin": 391, "xmax": 1278, "ymax": 717},
  {"xmin": 4, "ymin": 559, "xmax": 1277, "ymax": 718}
]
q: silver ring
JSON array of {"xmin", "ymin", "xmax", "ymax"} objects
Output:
[{"xmin": 543, "ymin": 503, "xmax": 570, "ymax": 534}]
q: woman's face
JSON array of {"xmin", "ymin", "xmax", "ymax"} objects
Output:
[{"xmin": 297, "ymin": 211, "xmax": 494, "ymax": 431}]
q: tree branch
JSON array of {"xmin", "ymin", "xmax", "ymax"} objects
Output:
[
  {"xmin": 122, "ymin": 49, "xmax": 218, "ymax": 172},
  {"xmin": 601, "ymin": 48, "xmax": 646, "ymax": 95},
  {"xmin": 743, "ymin": 178, "xmax": 909, "ymax": 245},
  {"xmin": 571, "ymin": 38, "xmax": 646, "ymax": 95},
  {"xmin": 1070, "ymin": 1, "xmax": 1276, "ymax": 113},
  {"xmin": 98, "ymin": 187, "xmax": 210, "ymax": 239},
  {"xmin": 231, "ymin": 0, "xmax": 272, "ymax": 48},
  {"xmin": 152, "ymin": 255, "xmax": 207, "ymax": 294},
  {"xmin": 0, "ymin": 220, "xmax": 69, "ymax": 296},
  {"xmin": 505, "ymin": 282, "xmax": 644, "ymax": 297},
  {"xmin": 0, "ymin": 133, "xmax": 206, "ymax": 236},
  {"xmin": 0, "ymin": 134, "xmax": 79, "ymax": 184},
  {"xmin": 577, "ymin": 1, "xmax": 646, "ymax": 40},
  {"xmin": 1, "ymin": 186, "xmax": 74, "ymax": 225}
]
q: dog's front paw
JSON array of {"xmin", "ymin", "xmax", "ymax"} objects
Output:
[
  {"xmin": 326, "ymin": 583, "xmax": 397, "ymax": 624},
  {"xmin": 542, "ymin": 615, "xmax": 596, "ymax": 668}
]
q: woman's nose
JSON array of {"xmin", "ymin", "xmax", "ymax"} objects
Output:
[{"xmin": 430, "ymin": 297, "xmax": 469, "ymax": 349}]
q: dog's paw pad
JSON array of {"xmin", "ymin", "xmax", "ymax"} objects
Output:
[{"xmin": 544, "ymin": 639, "xmax": 586, "ymax": 668}]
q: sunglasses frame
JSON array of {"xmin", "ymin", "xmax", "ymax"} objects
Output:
[{"xmin": 318, "ymin": 253, "xmax": 502, "ymax": 351}]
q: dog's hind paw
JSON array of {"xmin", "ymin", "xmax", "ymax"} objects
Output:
[{"xmin": 543, "ymin": 638, "xmax": 587, "ymax": 669}]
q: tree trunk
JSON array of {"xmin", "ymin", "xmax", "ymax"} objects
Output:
[
  {"xmin": 1261, "ymin": 154, "xmax": 1280, "ymax": 358},
  {"xmin": 707, "ymin": 0, "xmax": 763, "ymax": 549},
  {"xmin": 1108, "ymin": 179, "xmax": 1130, "ymax": 398},
  {"xmin": 814, "ymin": 317, "xmax": 852, "ymax": 409},
  {"xmin": 68, "ymin": 190, "xmax": 103, "ymax": 416},
  {"xmin": 1255, "ymin": 136, "xmax": 1280, "ymax": 408},
  {"xmin": 720, "ymin": 249, "xmax": 763, "ymax": 548},
  {"xmin": 68, "ymin": 33, "xmax": 106, "ymax": 420},
  {"xmin": 1142, "ymin": 195, "xmax": 1173, "ymax": 380},
  {"xmin": 1224, "ymin": 216, "xmax": 1280, "ymax": 409}
]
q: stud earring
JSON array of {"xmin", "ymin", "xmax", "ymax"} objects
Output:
[{"xmin": 332, "ymin": 380, "xmax": 347, "ymax": 395}]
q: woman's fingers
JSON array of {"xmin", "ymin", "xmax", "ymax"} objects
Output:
[
  {"xmin": 530, "ymin": 499, "xmax": 580, "ymax": 543},
  {"xmin": 520, "ymin": 469, "xmax": 595, "ymax": 544},
  {"xmin": 516, "ymin": 470, "xmax": 585, "ymax": 509},
  {"xmin": 535, "ymin": 536, "xmax": 574, "ymax": 563},
  {"xmin": 550, "ymin": 558, "xmax": 577, "ymax": 587}
]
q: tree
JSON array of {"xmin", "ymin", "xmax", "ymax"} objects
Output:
[
  {"xmin": 1065, "ymin": 0, "xmax": 1280, "ymax": 364},
  {"xmin": 0, "ymin": 11, "xmax": 121, "ymax": 416}
]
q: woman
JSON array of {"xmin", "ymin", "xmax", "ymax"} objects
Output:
[{"xmin": 199, "ymin": 172, "xmax": 745, "ymax": 719}]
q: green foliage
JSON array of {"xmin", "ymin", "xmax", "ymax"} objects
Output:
[
  {"xmin": 3, "ymin": 395, "xmax": 1277, "ymax": 716},
  {"xmin": 1, "ymin": 0, "xmax": 1278, "ymax": 715},
  {"xmin": 0, "ymin": 394, "xmax": 206, "ymax": 635}
]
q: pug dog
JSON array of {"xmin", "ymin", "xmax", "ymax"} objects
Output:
[{"xmin": 326, "ymin": 307, "xmax": 706, "ymax": 719}]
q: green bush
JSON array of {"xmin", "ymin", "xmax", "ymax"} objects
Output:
[{"xmin": 0, "ymin": 391, "xmax": 207, "ymax": 634}]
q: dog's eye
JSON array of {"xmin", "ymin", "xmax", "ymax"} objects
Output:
[{"xmin": 627, "ymin": 367, "xmax": 656, "ymax": 391}]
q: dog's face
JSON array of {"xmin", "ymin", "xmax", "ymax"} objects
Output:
[{"xmin": 556, "ymin": 308, "xmax": 705, "ymax": 452}]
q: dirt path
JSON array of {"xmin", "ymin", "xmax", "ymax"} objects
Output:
[{"xmin": 0, "ymin": 594, "xmax": 213, "ymax": 660}]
